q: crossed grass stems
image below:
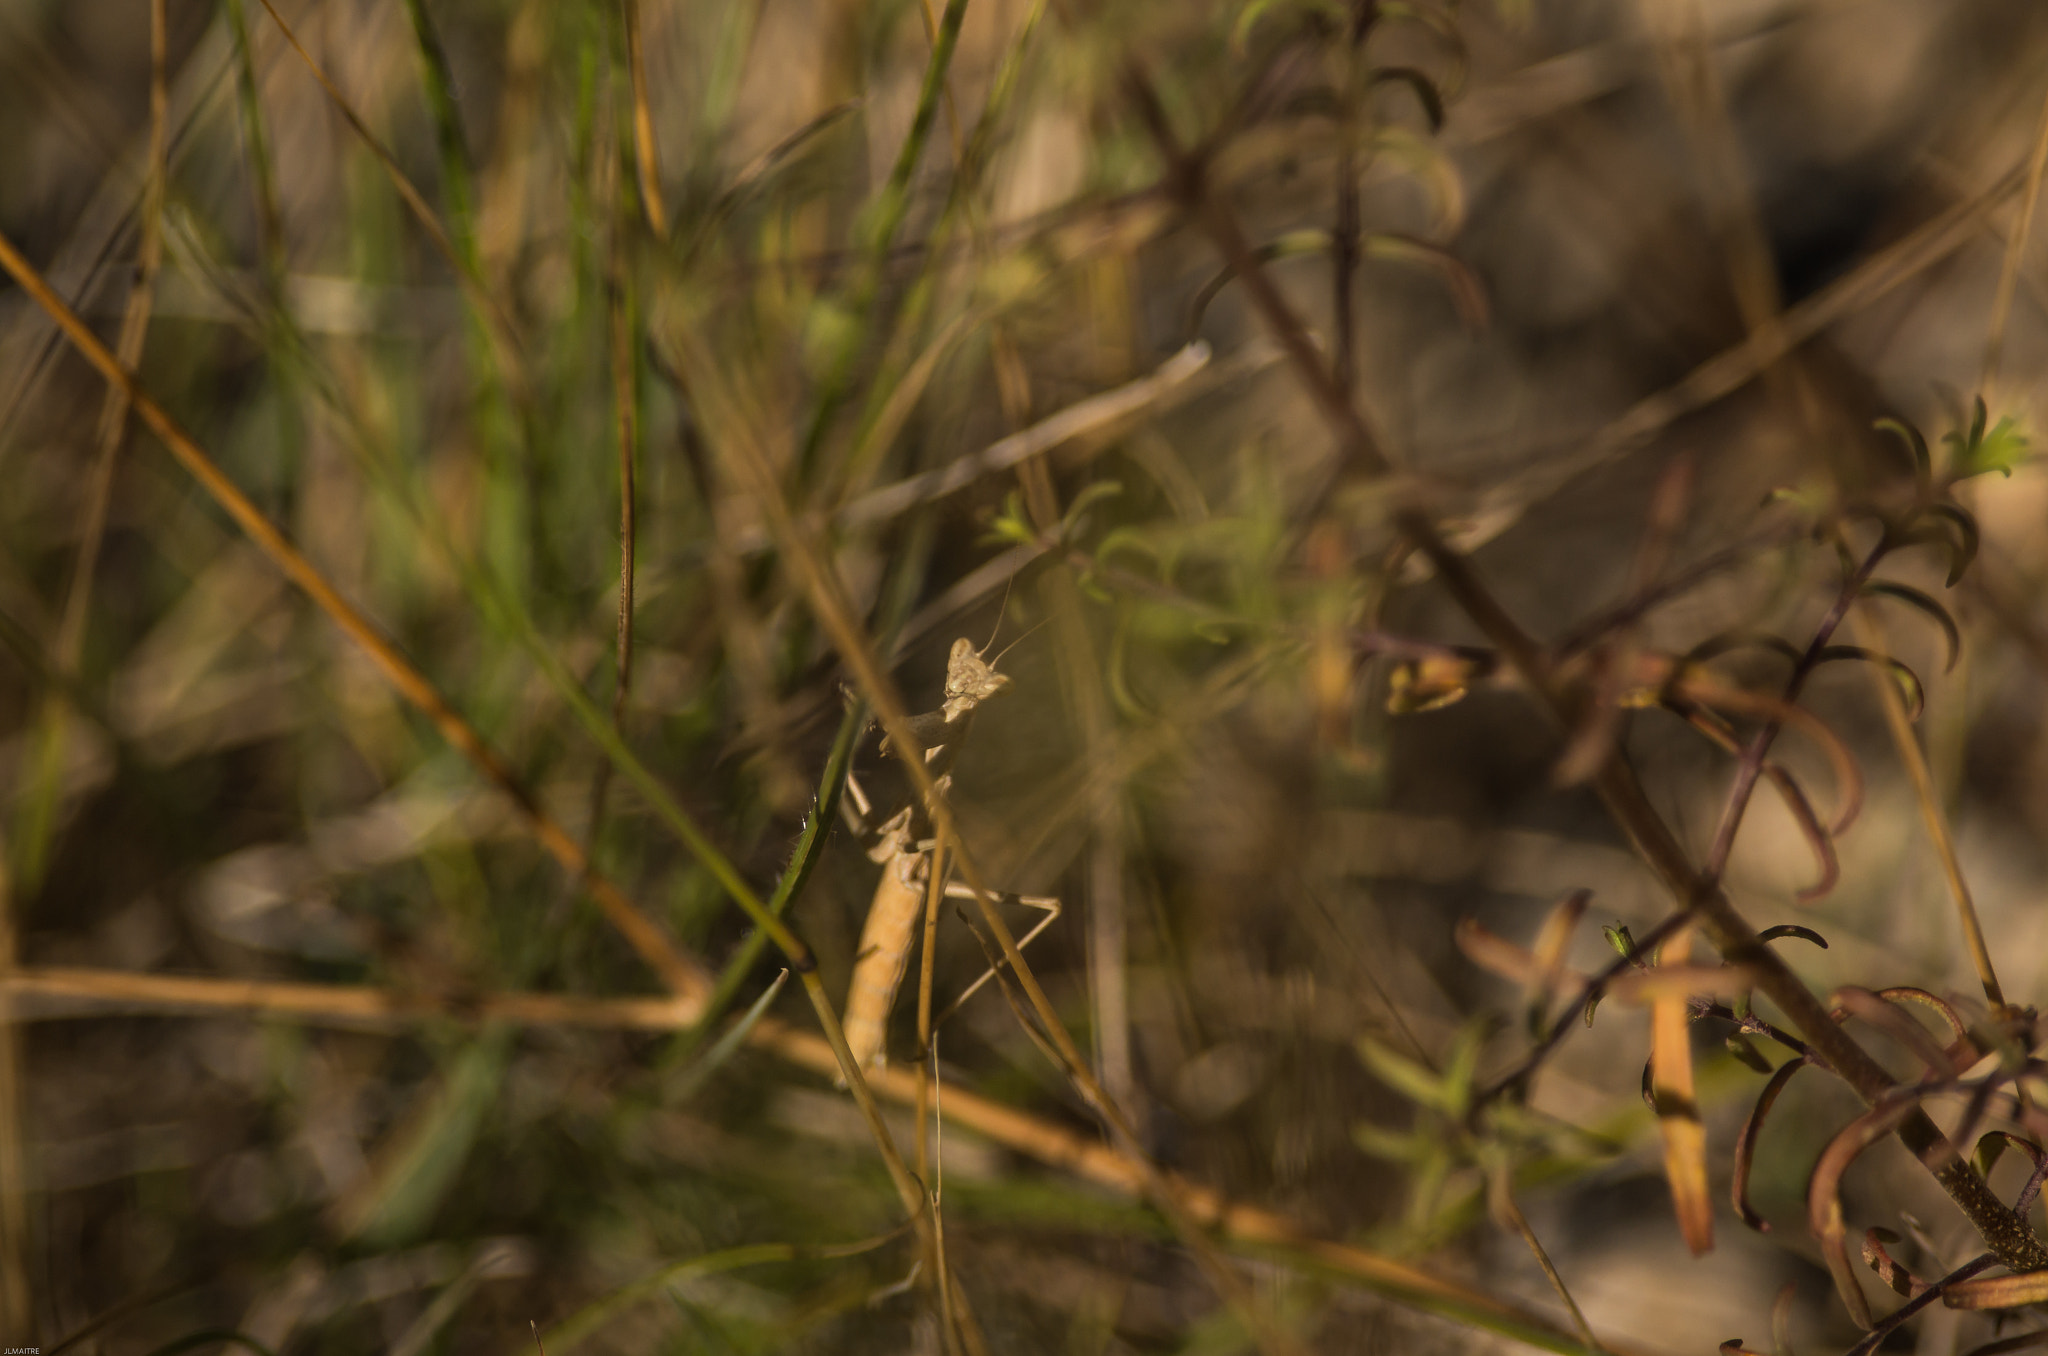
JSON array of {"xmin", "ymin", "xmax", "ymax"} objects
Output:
[
  {"xmin": 7, "ymin": 4, "xmax": 2048, "ymax": 1355},
  {"xmin": 6, "ymin": 2, "xmax": 1582, "ymax": 1350}
]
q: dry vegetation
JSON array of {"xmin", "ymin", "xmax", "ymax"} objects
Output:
[{"xmin": 3, "ymin": 0, "xmax": 2048, "ymax": 1352}]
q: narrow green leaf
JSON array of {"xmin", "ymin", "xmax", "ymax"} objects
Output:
[
  {"xmin": 1873, "ymin": 417, "xmax": 1931, "ymax": 494},
  {"xmin": 1060, "ymin": 480, "xmax": 1124, "ymax": 540},
  {"xmin": 1726, "ymin": 1033, "xmax": 1775, "ymax": 1075},
  {"xmin": 1687, "ymin": 632, "xmax": 1804, "ymax": 668},
  {"xmin": 670, "ymin": 969, "xmax": 789, "ymax": 1105},
  {"xmin": 1440, "ymin": 1019, "xmax": 1490, "ymax": 1120},
  {"xmin": 1367, "ymin": 67, "xmax": 1445, "ymax": 131},
  {"xmin": 1376, "ymin": 2, "xmax": 1470, "ymax": 97},
  {"xmin": 1757, "ymin": 924, "xmax": 1829, "ymax": 950},
  {"xmin": 1357, "ymin": 1035, "xmax": 1449, "ymax": 1112},
  {"xmin": 1352, "ymin": 1120, "xmax": 1424, "ymax": 1162},
  {"xmin": 1860, "ymin": 579, "xmax": 1961, "ymax": 671},
  {"xmin": 1230, "ymin": 0, "xmax": 1348, "ymax": 53},
  {"xmin": 1361, "ymin": 233, "xmax": 1487, "ymax": 328},
  {"xmin": 1812, "ymin": 646, "xmax": 1924, "ymax": 721},
  {"xmin": 1368, "ymin": 128, "xmax": 1465, "ymax": 236},
  {"xmin": 1924, "ymin": 502, "xmax": 1981, "ymax": 585},
  {"xmin": 342, "ymin": 1028, "xmax": 512, "ymax": 1247},
  {"xmin": 1188, "ymin": 231, "xmax": 1332, "ymax": 339},
  {"xmin": 1975, "ymin": 1132, "xmax": 2008, "ymax": 1180}
]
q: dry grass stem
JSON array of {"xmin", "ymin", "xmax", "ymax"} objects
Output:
[
  {"xmin": 1980, "ymin": 80, "xmax": 2048, "ymax": 394},
  {"xmin": 1848, "ymin": 606, "xmax": 2006, "ymax": 1012},
  {"xmin": 13, "ymin": 8, "xmax": 2048, "ymax": 1351},
  {"xmin": 0, "ymin": 227, "xmax": 708, "ymax": 1004},
  {"xmin": 5, "ymin": 960, "xmax": 1610, "ymax": 1352}
]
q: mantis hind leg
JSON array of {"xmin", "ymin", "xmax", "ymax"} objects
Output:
[{"xmin": 930, "ymin": 883, "xmax": 1061, "ymax": 1029}]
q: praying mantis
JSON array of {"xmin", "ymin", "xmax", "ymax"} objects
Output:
[{"xmin": 839, "ymin": 636, "xmax": 1061, "ymax": 1076}]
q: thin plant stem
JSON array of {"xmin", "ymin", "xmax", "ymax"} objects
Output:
[
  {"xmin": 0, "ymin": 225, "xmax": 708, "ymax": 1001},
  {"xmin": 794, "ymin": 0, "xmax": 970, "ymax": 482},
  {"xmin": 7, "ymin": 962, "xmax": 1618, "ymax": 1356},
  {"xmin": 1490, "ymin": 1165, "xmax": 1604, "ymax": 1355},
  {"xmin": 1332, "ymin": 15, "xmax": 1363, "ymax": 395},
  {"xmin": 1981, "ymin": 80, "xmax": 2048, "ymax": 395},
  {"xmin": 1446, "ymin": 147, "xmax": 2040, "ymax": 560},
  {"xmin": 1850, "ymin": 606, "xmax": 2005, "ymax": 1012},
  {"xmin": 916, "ymin": 836, "xmax": 947, "ymax": 1186},
  {"xmin": 542, "ymin": 1230, "xmax": 911, "ymax": 1353},
  {"xmin": 400, "ymin": 0, "xmax": 476, "ymax": 253},
  {"xmin": 4, "ymin": 4, "xmax": 168, "ymax": 1324},
  {"xmin": 15, "ymin": 0, "xmax": 171, "ymax": 896},
  {"xmin": 223, "ymin": 0, "xmax": 285, "ymax": 280},
  {"xmin": 0, "ymin": 865, "xmax": 25, "ymax": 1332},
  {"xmin": 1552, "ymin": 525, "xmax": 1799, "ymax": 659},
  {"xmin": 916, "ymin": 848, "xmax": 963, "ymax": 1356},
  {"xmin": 681, "ymin": 698, "xmax": 866, "ymax": 1057},
  {"xmin": 583, "ymin": 79, "xmax": 641, "ymax": 862},
  {"xmin": 622, "ymin": 0, "xmax": 669, "ymax": 237},
  {"xmin": 251, "ymin": 0, "xmax": 526, "ymax": 397},
  {"xmin": 1698, "ymin": 540, "xmax": 1887, "ymax": 886}
]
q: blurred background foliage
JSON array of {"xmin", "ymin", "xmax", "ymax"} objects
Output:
[{"xmin": 2, "ymin": 0, "xmax": 2048, "ymax": 1351}]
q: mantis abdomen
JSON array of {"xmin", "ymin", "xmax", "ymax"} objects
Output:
[{"xmin": 842, "ymin": 843, "xmax": 927, "ymax": 1073}]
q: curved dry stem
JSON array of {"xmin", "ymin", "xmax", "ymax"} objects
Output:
[
  {"xmin": 1813, "ymin": 646, "xmax": 1926, "ymax": 722},
  {"xmin": 1833, "ymin": 986, "xmax": 1964, "ymax": 1078},
  {"xmin": 1862, "ymin": 1228, "xmax": 1928, "ymax": 1298},
  {"xmin": 1761, "ymin": 764, "xmax": 1841, "ymax": 903},
  {"xmin": 1488, "ymin": 1163, "xmax": 1605, "ymax": 1355},
  {"xmin": 1670, "ymin": 669, "xmax": 1865, "ymax": 837},
  {"xmin": 1840, "ymin": 1252, "xmax": 1998, "ymax": 1356},
  {"xmin": 2015, "ymin": 1147, "xmax": 2048, "ymax": 1217},
  {"xmin": 1809, "ymin": 1092, "xmax": 1931, "ymax": 1327},
  {"xmin": 1664, "ymin": 705, "xmax": 1838, "ymax": 901},
  {"xmin": 1876, "ymin": 987, "xmax": 1971, "ymax": 1048},
  {"xmin": 1733, "ymin": 1056, "xmax": 1806, "ymax": 1233}
]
